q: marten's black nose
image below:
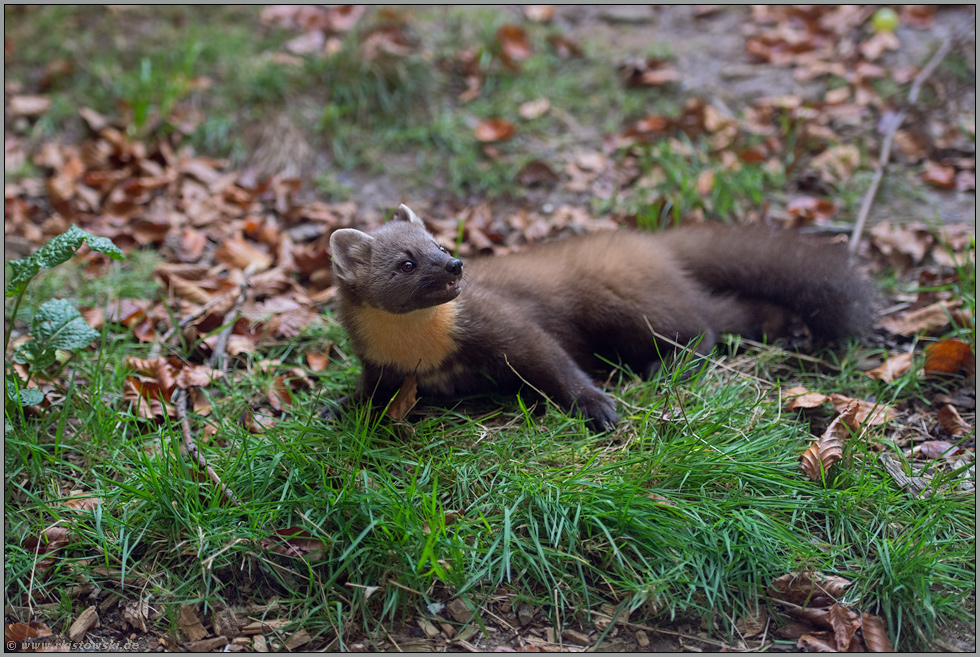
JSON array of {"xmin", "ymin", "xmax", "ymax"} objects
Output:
[{"xmin": 445, "ymin": 258, "xmax": 463, "ymax": 276}]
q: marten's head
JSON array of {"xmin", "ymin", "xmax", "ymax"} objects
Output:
[{"xmin": 330, "ymin": 205, "xmax": 463, "ymax": 313}]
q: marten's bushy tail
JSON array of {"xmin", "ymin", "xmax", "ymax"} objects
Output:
[{"xmin": 659, "ymin": 225, "xmax": 874, "ymax": 340}]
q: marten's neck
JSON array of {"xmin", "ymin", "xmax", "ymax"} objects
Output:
[{"xmin": 347, "ymin": 301, "xmax": 459, "ymax": 373}]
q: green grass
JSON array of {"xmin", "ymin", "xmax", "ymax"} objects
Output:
[
  {"xmin": 4, "ymin": 5, "xmax": 976, "ymax": 650},
  {"xmin": 4, "ymin": 250, "xmax": 975, "ymax": 650}
]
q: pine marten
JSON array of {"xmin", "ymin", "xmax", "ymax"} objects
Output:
[{"xmin": 326, "ymin": 204, "xmax": 872, "ymax": 431}]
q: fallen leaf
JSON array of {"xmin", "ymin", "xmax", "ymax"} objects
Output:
[
  {"xmin": 261, "ymin": 526, "xmax": 326, "ymax": 560},
  {"xmin": 214, "ymin": 235, "xmax": 273, "ymax": 272},
  {"xmin": 64, "ymin": 494, "xmax": 101, "ymax": 511},
  {"xmin": 826, "ymin": 603, "xmax": 861, "ymax": 651},
  {"xmin": 523, "ymin": 5, "xmax": 554, "ymax": 22},
  {"xmin": 787, "ymin": 196, "xmax": 836, "ymax": 223},
  {"xmin": 913, "ymin": 440, "xmax": 964, "ymax": 460},
  {"xmin": 869, "ymin": 222, "xmax": 934, "ymax": 269},
  {"xmin": 475, "ymin": 118, "xmax": 516, "ymax": 142},
  {"xmin": 546, "ymin": 34, "xmax": 583, "ymax": 58},
  {"xmin": 770, "ymin": 573, "xmax": 852, "ymax": 608},
  {"xmin": 921, "ymin": 161, "xmax": 956, "ymax": 189},
  {"xmin": 268, "ymin": 375, "xmax": 294, "ymax": 411},
  {"xmin": 305, "ymin": 351, "xmax": 330, "ymax": 372},
  {"xmin": 864, "ymin": 352, "xmax": 913, "ymax": 382},
  {"xmin": 387, "ymin": 374, "xmax": 418, "ymax": 420},
  {"xmin": 696, "ymin": 169, "xmax": 714, "ymax": 196},
  {"xmin": 879, "ymin": 300, "xmax": 961, "ymax": 336},
  {"xmin": 496, "ymin": 25, "xmax": 532, "ymax": 64},
  {"xmin": 784, "ymin": 385, "xmax": 829, "ymax": 410},
  {"xmin": 923, "ymin": 339, "xmax": 973, "ymax": 377},
  {"xmin": 9, "ymin": 94, "xmax": 52, "ymax": 118},
  {"xmin": 828, "ymin": 394, "xmax": 898, "ymax": 428},
  {"xmin": 860, "ymin": 613, "xmax": 894, "ymax": 652},
  {"xmin": 518, "ymin": 98, "xmax": 550, "ymax": 120},
  {"xmin": 797, "ymin": 631, "xmax": 838, "ymax": 652},
  {"xmin": 801, "ymin": 415, "xmax": 847, "ymax": 480},
  {"xmin": 936, "ymin": 404, "xmax": 972, "ymax": 437},
  {"xmin": 515, "ymin": 160, "xmax": 559, "ymax": 187}
]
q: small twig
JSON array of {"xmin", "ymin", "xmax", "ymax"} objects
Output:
[
  {"xmin": 211, "ymin": 271, "xmax": 252, "ymax": 372},
  {"xmin": 503, "ymin": 354, "xmax": 561, "ymax": 413},
  {"xmin": 849, "ymin": 39, "xmax": 952, "ymax": 253},
  {"xmin": 175, "ymin": 388, "xmax": 240, "ymax": 506}
]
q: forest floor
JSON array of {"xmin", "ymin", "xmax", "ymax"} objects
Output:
[{"xmin": 3, "ymin": 5, "xmax": 975, "ymax": 653}]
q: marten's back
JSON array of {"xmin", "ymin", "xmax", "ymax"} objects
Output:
[{"xmin": 462, "ymin": 226, "xmax": 872, "ymax": 342}]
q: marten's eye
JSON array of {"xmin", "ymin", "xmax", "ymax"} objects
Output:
[
  {"xmin": 400, "ymin": 260, "xmax": 415, "ymax": 273},
  {"xmin": 437, "ymin": 245, "xmax": 447, "ymax": 253}
]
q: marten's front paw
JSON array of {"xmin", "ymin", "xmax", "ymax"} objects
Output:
[
  {"xmin": 575, "ymin": 389, "xmax": 619, "ymax": 432},
  {"xmin": 319, "ymin": 396, "xmax": 349, "ymax": 422}
]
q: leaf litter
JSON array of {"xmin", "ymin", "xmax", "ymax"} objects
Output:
[{"xmin": 3, "ymin": 4, "xmax": 975, "ymax": 653}]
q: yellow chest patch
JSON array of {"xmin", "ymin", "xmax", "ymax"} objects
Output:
[{"xmin": 349, "ymin": 302, "xmax": 458, "ymax": 374}]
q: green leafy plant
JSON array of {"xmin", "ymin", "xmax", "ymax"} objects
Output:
[{"xmin": 4, "ymin": 226, "xmax": 124, "ymax": 426}]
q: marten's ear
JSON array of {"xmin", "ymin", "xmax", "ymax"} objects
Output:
[
  {"xmin": 392, "ymin": 204, "xmax": 425, "ymax": 227},
  {"xmin": 330, "ymin": 229, "xmax": 374, "ymax": 283}
]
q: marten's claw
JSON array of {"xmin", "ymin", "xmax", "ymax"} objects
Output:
[{"xmin": 575, "ymin": 389, "xmax": 619, "ymax": 432}]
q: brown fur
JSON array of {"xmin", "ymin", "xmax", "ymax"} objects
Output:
[{"xmin": 327, "ymin": 205, "xmax": 873, "ymax": 431}]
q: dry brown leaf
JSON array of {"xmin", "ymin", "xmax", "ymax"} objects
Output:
[
  {"xmin": 828, "ymin": 394, "xmax": 898, "ymax": 428},
  {"xmin": 244, "ymin": 408, "xmax": 277, "ymax": 434},
  {"xmin": 5, "ymin": 621, "xmax": 53, "ymax": 650},
  {"xmin": 770, "ymin": 573, "xmax": 852, "ymax": 608},
  {"xmin": 518, "ymin": 98, "xmax": 550, "ymax": 120},
  {"xmin": 387, "ymin": 374, "xmax": 418, "ymax": 420},
  {"xmin": 869, "ymin": 222, "xmax": 934, "ymax": 269},
  {"xmin": 921, "ymin": 160, "xmax": 956, "ymax": 189},
  {"xmin": 305, "ymin": 351, "xmax": 330, "ymax": 372},
  {"xmin": 784, "ymin": 385, "xmax": 829, "ymax": 410},
  {"xmin": 860, "ymin": 613, "xmax": 893, "ymax": 652},
  {"xmin": 786, "ymin": 196, "xmax": 836, "ymax": 223},
  {"xmin": 864, "ymin": 352, "xmax": 913, "ymax": 383},
  {"xmin": 801, "ymin": 415, "xmax": 847, "ymax": 480},
  {"xmin": 64, "ymin": 494, "xmax": 101, "ymax": 511},
  {"xmin": 261, "ymin": 527, "xmax": 326, "ymax": 560},
  {"xmin": 515, "ymin": 160, "xmax": 559, "ymax": 187},
  {"xmin": 523, "ymin": 5, "xmax": 554, "ymax": 22},
  {"xmin": 734, "ymin": 610, "xmax": 767, "ymax": 638},
  {"xmin": 923, "ymin": 339, "xmax": 974, "ymax": 377},
  {"xmin": 546, "ymin": 34, "xmax": 583, "ymax": 59},
  {"xmin": 913, "ymin": 440, "xmax": 965, "ymax": 460},
  {"xmin": 496, "ymin": 25, "xmax": 532, "ymax": 63},
  {"xmin": 879, "ymin": 300, "xmax": 960, "ymax": 336},
  {"xmin": 175, "ymin": 365, "xmax": 224, "ymax": 389},
  {"xmin": 9, "ymin": 94, "xmax": 52, "ymax": 118},
  {"xmin": 825, "ymin": 603, "xmax": 861, "ymax": 651},
  {"xmin": 696, "ymin": 169, "xmax": 714, "ymax": 197},
  {"xmin": 268, "ymin": 375, "xmax": 294, "ymax": 411},
  {"xmin": 215, "ymin": 235, "xmax": 273, "ymax": 272},
  {"xmin": 811, "ymin": 144, "xmax": 860, "ymax": 184},
  {"xmin": 475, "ymin": 118, "xmax": 516, "ymax": 142},
  {"xmin": 797, "ymin": 630, "xmax": 838, "ymax": 652},
  {"xmin": 620, "ymin": 56, "xmax": 679, "ymax": 88},
  {"xmin": 937, "ymin": 404, "xmax": 972, "ymax": 437}
]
